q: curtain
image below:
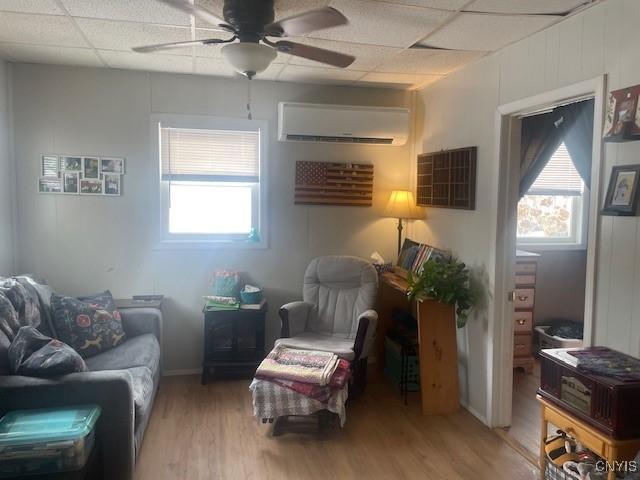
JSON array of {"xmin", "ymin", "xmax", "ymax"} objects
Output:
[{"xmin": 519, "ymin": 99, "xmax": 594, "ymax": 198}]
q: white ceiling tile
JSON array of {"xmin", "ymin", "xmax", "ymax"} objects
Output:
[
  {"xmin": 376, "ymin": 48, "xmax": 486, "ymax": 74},
  {"xmin": 288, "ymin": 38, "xmax": 401, "ymax": 70},
  {"xmin": 359, "ymin": 71, "xmax": 442, "ymax": 88},
  {"xmin": 466, "ymin": 0, "xmax": 590, "ymax": 15},
  {"xmin": 420, "ymin": 12, "xmax": 559, "ymax": 51},
  {"xmin": 100, "ymin": 50, "xmax": 194, "ymax": 74},
  {"xmin": 306, "ymin": 0, "xmax": 452, "ymax": 48},
  {"xmin": 0, "ymin": 43, "xmax": 102, "ymax": 67},
  {"xmin": 277, "ymin": 64, "xmax": 363, "ymax": 85},
  {"xmin": 0, "ymin": 0, "xmax": 63, "ymax": 15},
  {"xmin": 371, "ymin": 0, "xmax": 468, "ymax": 10},
  {"xmin": 61, "ymin": 0, "xmax": 191, "ymax": 26},
  {"xmin": 76, "ymin": 19, "xmax": 191, "ymax": 53},
  {"xmin": 0, "ymin": 12, "xmax": 89, "ymax": 48}
]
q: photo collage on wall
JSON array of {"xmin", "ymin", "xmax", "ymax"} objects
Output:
[{"xmin": 38, "ymin": 155, "xmax": 125, "ymax": 196}]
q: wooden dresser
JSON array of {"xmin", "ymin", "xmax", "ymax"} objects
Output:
[{"xmin": 513, "ymin": 250, "xmax": 539, "ymax": 373}]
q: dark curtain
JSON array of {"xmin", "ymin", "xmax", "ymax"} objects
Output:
[{"xmin": 519, "ymin": 99, "xmax": 594, "ymax": 198}]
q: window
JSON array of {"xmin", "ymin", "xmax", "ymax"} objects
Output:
[
  {"xmin": 156, "ymin": 116, "xmax": 266, "ymax": 246},
  {"xmin": 517, "ymin": 143, "xmax": 588, "ymax": 248}
]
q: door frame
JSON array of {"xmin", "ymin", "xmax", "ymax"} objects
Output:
[{"xmin": 488, "ymin": 75, "xmax": 607, "ymax": 428}]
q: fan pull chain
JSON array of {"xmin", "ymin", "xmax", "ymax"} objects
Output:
[{"xmin": 246, "ymin": 77, "xmax": 253, "ymax": 120}]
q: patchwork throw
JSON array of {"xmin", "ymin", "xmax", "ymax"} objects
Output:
[{"xmin": 255, "ymin": 345, "xmax": 339, "ymax": 386}]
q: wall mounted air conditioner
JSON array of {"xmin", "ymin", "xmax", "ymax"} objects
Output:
[{"xmin": 277, "ymin": 102, "xmax": 410, "ymax": 146}]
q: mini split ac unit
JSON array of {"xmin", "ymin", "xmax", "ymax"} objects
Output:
[{"xmin": 277, "ymin": 102, "xmax": 410, "ymax": 146}]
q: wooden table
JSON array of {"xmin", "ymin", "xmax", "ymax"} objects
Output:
[
  {"xmin": 538, "ymin": 395, "xmax": 640, "ymax": 480},
  {"xmin": 376, "ymin": 271, "xmax": 459, "ymax": 415}
]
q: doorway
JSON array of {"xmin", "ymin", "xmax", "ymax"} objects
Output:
[{"xmin": 489, "ymin": 77, "xmax": 606, "ymax": 453}]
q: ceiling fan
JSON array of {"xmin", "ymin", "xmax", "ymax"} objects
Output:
[{"xmin": 133, "ymin": 0, "xmax": 355, "ymax": 78}]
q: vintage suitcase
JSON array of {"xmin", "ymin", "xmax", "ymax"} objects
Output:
[{"xmin": 539, "ymin": 347, "xmax": 640, "ymax": 439}]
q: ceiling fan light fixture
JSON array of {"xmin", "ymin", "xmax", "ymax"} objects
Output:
[{"xmin": 222, "ymin": 42, "xmax": 277, "ymax": 78}]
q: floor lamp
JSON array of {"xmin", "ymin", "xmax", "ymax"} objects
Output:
[{"xmin": 383, "ymin": 190, "xmax": 422, "ymax": 255}]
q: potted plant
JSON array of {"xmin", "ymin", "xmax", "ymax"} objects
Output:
[{"xmin": 406, "ymin": 256, "xmax": 474, "ymax": 328}]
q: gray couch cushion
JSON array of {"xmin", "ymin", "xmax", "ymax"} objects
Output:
[
  {"xmin": 85, "ymin": 333, "xmax": 160, "ymax": 376},
  {"xmin": 128, "ymin": 366, "xmax": 158, "ymax": 456},
  {"xmin": 275, "ymin": 332, "xmax": 355, "ymax": 360}
]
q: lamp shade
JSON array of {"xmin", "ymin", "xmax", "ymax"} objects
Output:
[
  {"xmin": 383, "ymin": 190, "xmax": 422, "ymax": 219},
  {"xmin": 221, "ymin": 42, "xmax": 277, "ymax": 77}
]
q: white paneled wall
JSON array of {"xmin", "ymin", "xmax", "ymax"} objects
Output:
[
  {"xmin": 412, "ymin": 0, "xmax": 640, "ymax": 422},
  {"xmin": 11, "ymin": 65, "xmax": 411, "ymax": 372},
  {"xmin": 0, "ymin": 59, "xmax": 13, "ymax": 274}
]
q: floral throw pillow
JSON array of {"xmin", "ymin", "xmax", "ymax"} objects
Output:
[{"xmin": 50, "ymin": 290, "xmax": 126, "ymax": 358}]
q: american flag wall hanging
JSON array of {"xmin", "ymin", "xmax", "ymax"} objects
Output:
[{"xmin": 295, "ymin": 161, "xmax": 374, "ymax": 206}]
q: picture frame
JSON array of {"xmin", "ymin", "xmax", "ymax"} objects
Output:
[
  {"xmin": 38, "ymin": 177, "xmax": 62, "ymax": 193},
  {"xmin": 602, "ymin": 164, "xmax": 640, "ymax": 216},
  {"xmin": 41, "ymin": 154, "xmax": 59, "ymax": 177},
  {"xmin": 100, "ymin": 157, "xmax": 125, "ymax": 175},
  {"xmin": 63, "ymin": 172, "xmax": 79, "ymax": 194},
  {"xmin": 82, "ymin": 157, "xmax": 100, "ymax": 179},
  {"xmin": 61, "ymin": 156, "xmax": 82, "ymax": 172},
  {"xmin": 103, "ymin": 173, "xmax": 121, "ymax": 195},
  {"xmin": 80, "ymin": 178, "xmax": 104, "ymax": 195}
]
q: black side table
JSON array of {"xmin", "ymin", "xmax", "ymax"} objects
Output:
[{"xmin": 201, "ymin": 303, "xmax": 267, "ymax": 385}]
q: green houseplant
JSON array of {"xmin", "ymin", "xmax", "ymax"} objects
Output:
[{"xmin": 407, "ymin": 257, "xmax": 474, "ymax": 328}]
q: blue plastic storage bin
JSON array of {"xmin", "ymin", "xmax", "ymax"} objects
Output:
[{"xmin": 0, "ymin": 405, "xmax": 101, "ymax": 478}]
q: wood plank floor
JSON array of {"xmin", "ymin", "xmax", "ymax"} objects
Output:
[
  {"xmin": 502, "ymin": 361, "xmax": 542, "ymax": 458},
  {"xmin": 135, "ymin": 375, "xmax": 539, "ymax": 480}
]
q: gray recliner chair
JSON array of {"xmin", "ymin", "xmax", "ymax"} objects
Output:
[{"xmin": 277, "ymin": 255, "xmax": 378, "ymax": 388}]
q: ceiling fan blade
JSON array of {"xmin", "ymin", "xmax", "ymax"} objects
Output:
[
  {"xmin": 156, "ymin": 0, "xmax": 234, "ymax": 32},
  {"xmin": 132, "ymin": 37, "xmax": 233, "ymax": 53},
  {"xmin": 271, "ymin": 41, "xmax": 354, "ymax": 68},
  {"xmin": 265, "ymin": 7, "xmax": 348, "ymax": 37}
]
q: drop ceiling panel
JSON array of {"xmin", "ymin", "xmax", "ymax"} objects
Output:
[
  {"xmin": 60, "ymin": 0, "xmax": 191, "ymax": 26},
  {"xmin": 278, "ymin": 64, "xmax": 363, "ymax": 85},
  {"xmin": 359, "ymin": 71, "xmax": 442, "ymax": 88},
  {"xmin": 288, "ymin": 38, "xmax": 401, "ymax": 71},
  {"xmin": 0, "ymin": 13, "xmax": 89, "ymax": 48},
  {"xmin": 100, "ymin": 50, "xmax": 193, "ymax": 74},
  {"xmin": 376, "ymin": 49, "xmax": 485, "ymax": 75},
  {"xmin": 0, "ymin": 43, "xmax": 102, "ymax": 67},
  {"xmin": 466, "ymin": 0, "xmax": 590, "ymax": 15},
  {"xmin": 307, "ymin": 0, "xmax": 452, "ymax": 47},
  {"xmin": 420, "ymin": 12, "xmax": 559, "ymax": 51},
  {"xmin": 0, "ymin": 0, "xmax": 63, "ymax": 15},
  {"xmin": 372, "ymin": 0, "xmax": 468, "ymax": 10},
  {"xmin": 76, "ymin": 19, "xmax": 191, "ymax": 53}
]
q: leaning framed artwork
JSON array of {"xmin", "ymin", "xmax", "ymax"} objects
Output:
[{"xmin": 602, "ymin": 164, "xmax": 640, "ymax": 216}]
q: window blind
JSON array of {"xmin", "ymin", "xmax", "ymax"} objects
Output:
[
  {"xmin": 527, "ymin": 143, "xmax": 583, "ymax": 196},
  {"xmin": 161, "ymin": 127, "xmax": 259, "ymax": 182}
]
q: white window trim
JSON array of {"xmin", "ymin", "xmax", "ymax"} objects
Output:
[
  {"xmin": 150, "ymin": 113, "xmax": 269, "ymax": 250},
  {"xmin": 516, "ymin": 187, "xmax": 590, "ymax": 251}
]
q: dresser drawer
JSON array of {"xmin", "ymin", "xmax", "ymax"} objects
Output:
[
  {"xmin": 514, "ymin": 288, "xmax": 535, "ymax": 309},
  {"xmin": 515, "ymin": 273, "xmax": 536, "ymax": 286},
  {"xmin": 514, "ymin": 333, "xmax": 532, "ymax": 357},
  {"xmin": 513, "ymin": 311, "xmax": 533, "ymax": 333},
  {"xmin": 515, "ymin": 262, "xmax": 537, "ymax": 274}
]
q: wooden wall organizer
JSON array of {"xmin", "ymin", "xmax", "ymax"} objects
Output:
[
  {"xmin": 603, "ymin": 84, "xmax": 640, "ymax": 142},
  {"xmin": 294, "ymin": 161, "xmax": 373, "ymax": 206},
  {"xmin": 416, "ymin": 147, "xmax": 477, "ymax": 210}
]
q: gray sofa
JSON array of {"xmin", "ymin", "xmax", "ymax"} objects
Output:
[{"xmin": 0, "ymin": 280, "xmax": 162, "ymax": 480}]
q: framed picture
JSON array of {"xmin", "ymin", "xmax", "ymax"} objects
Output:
[
  {"xmin": 61, "ymin": 156, "xmax": 82, "ymax": 172},
  {"xmin": 602, "ymin": 164, "xmax": 640, "ymax": 216},
  {"xmin": 100, "ymin": 157, "xmax": 125, "ymax": 174},
  {"xmin": 41, "ymin": 154, "xmax": 59, "ymax": 177},
  {"xmin": 80, "ymin": 178, "xmax": 104, "ymax": 195},
  {"xmin": 103, "ymin": 173, "xmax": 121, "ymax": 195},
  {"xmin": 82, "ymin": 157, "xmax": 100, "ymax": 179},
  {"xmin": 38, "ymin": 177, "xmax": 62, "ymax": 193},
  {"xmin": 63, "ymin": 172, "xmax": 79, "ymax": 194}
]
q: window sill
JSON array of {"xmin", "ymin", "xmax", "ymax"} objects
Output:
[
  {"xmin": 516, "ymin": 242, "xmax": 586, "ymax": 252},
  {"xmin": 154, "ymin": 238, "xmax": 268, "ymax": 251}
]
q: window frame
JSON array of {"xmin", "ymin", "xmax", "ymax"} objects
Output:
[{"xmin": 151, "ymin": 113, "xmax": 269, "ymax": 250}]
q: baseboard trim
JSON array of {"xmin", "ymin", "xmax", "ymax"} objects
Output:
[{"xmin": 162, "ymin": 368, "xmax": 201, "ymax": 377}]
